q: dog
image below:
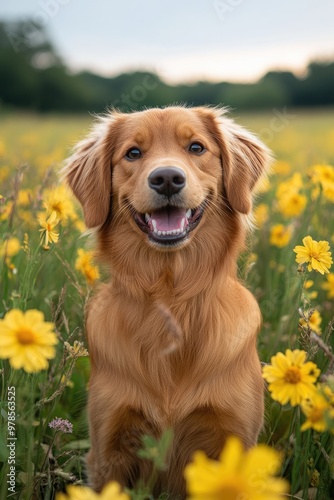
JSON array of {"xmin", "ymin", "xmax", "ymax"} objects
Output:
[{"xmin": 64, "ymin": 106, "xmax": 271, "ymax": 498}]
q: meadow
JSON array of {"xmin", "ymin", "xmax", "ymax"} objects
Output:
[{"xmin": 0, "ymin": 108, "xmax": 334, "ymax": 500}]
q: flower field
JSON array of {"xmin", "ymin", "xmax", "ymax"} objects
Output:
[{"xmin": 0, "ymin": 109, "xmax": 334, "ymax": 500}]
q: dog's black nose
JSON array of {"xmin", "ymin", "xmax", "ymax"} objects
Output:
[{"xmin": 148, "ymin": 167, "xmax": 186, "ymax": 196}]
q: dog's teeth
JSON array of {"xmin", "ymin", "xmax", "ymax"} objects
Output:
[
  {"xmin": 149, "ymin": 219, "xmax": 189, "ymax": 238},
  {"xmin": 186, "ymin": 209, "xmax": 191, "ymax": 218}
]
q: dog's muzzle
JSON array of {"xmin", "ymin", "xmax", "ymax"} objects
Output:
[
  {"xmin": 132, "ymin": 204, "xmax": 205, "ymax": 246},
  {"xmin": 130, "ymin": 167, "xmax": 205, "ymax": 246}
]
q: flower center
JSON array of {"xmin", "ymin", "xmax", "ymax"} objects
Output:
[
  {"xmin": 308, "ymin": 406, "xmax": 324, "ymax": 423},
  {"xmin": 310, "ymin": 252, "xmax": 320, "ymax": 261},
  {"xmin": 284, "ymin": 366, "xmax": 302, "ymax": 384},
  {"xmin": 220, "ymin": 485, "xmax": 247, "ymax": 500},
  {"xmin": 16, "ymin": 327, "xmax": 35, "ymax": 345},
  {"xmin": 52, "ymin": 202, "xmax": 62, "ymax": 214}
]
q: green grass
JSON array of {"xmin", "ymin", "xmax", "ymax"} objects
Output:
[{"xmin": 0, "ymin": 109, "xmax": 334, "ymax": 499}]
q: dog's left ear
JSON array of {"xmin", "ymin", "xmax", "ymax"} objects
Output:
[
  {"xmin": 196, "ymin": 107, "xmax": 272, "ymax": 214},
  {"xmin": 62, "ymin": 114, "xmax": 120, "ymax": 228}
]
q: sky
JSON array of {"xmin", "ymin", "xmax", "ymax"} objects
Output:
[{"xmin": 1, "ymin": 0, "xmax": 334, "ymax": 83}]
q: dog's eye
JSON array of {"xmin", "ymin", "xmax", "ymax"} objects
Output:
[
  {"xmin": 188, "ymin": 143, "xmax": 205, "ymax": 155},
  {"xmin": 125, "ymin": 147, "xmax": 142, "ymax": 160}
]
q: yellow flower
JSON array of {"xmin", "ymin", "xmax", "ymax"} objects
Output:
[
  {"xmin": 301, "ymin": 386, "xmax": 334, "ymax": 432},
  {"xmin": 75, "ymin": 249, "xmax": 100, "ymax": 285},
  {"xmin": 309, "ymin": 164, "xmax": 334, "ymax": 203},
  {"xmin": 262, "ymin": 349, "xmax": 320, "ymax": 407},
  {"xmin": 322, "ymin": 182, "xmax": 334, "ymax": 203},
  {"xmin": 0, "ymin": 237, "xmax": 21, "ymax": 258},
  {"xmin": 269, "ymin": 224, "xmax": 292, "ymax": 248},
  {"xmin": 275, "ymin": 173, "xmax": 307, "ymax": 217},
  {"xmin": 56, "ymin": 481, "xmax": 129, "ymax": 500},
  {"xmin": 254, "ymin": 203, "xmax": 269, "ymax": 228},
  {"xmin": 277, "ymin": 191, "xmax": 307, "ymax": 218},
  {"xmin": 303, "ymin": 279, "xmax": 318, "ymax": 299},
  {"xmin": 0, "ymin": 200, "xmax": 13, "ymax": 222},
  {"xmin": 322, "ymin": 273, "xmax": 334, "ymax": 298},
  {"xmin": 293, "ymin": 236, "xmax": 333, "ymax": 274},
  {"xmin": 185, "ymin": 436, "xmax": 289, "ymax": 500},
  {"xmin": 0, "ymin": 309, "xmax": 58, "ymax": 373},
  {"xmin": 299, "ymin": 310, "xmax": 322, "ymax": 334},
  {"xmin": 17, "ymin": 189, "xmax": 32, "ymax": 207},
  {"xmin": 276, "ymin": 173, "xmax": 303, "ymax": 198},
  {"xmin": 304, "ymin": 280, "xmax": 314, "ymax": 290},
  {"xmin": 310, "ymin": 164, "xmax": 334, "ymax": 185},
  {"xmin": 39, "ymin": 211, "xmax": 60, "ymax": 248},
  {"xmin": 43, "ymin": 185, "xmax": 76, "ymax": 221},
  {"xmin": 324, "ymin": 383, "xmax": 334, "ymax": 404}
]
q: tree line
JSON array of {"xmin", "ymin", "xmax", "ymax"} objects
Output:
[{"xmin": 0, "ymin": 20, "xmax": 333, "ymax": 113}]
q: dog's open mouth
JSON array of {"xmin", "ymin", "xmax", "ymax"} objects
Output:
[{"xmin": 132, "ymin": 203, "xmax": 205, "ymax": 245}]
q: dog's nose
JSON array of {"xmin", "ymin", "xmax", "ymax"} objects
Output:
[{"xmin": 148, "ymin": 167, "xmax": 186, "ymax": 196}]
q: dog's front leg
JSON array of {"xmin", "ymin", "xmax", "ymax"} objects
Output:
[
  {"xmin": 86, "ymin": 405, "xmax": 158, "ymax": 492},
  {"xmin": 161, "ymin": 405, "xmax": 256, "ymax": 499}
]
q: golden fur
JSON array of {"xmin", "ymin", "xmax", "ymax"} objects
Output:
[{"xmin": 64, "ymin": 106, "xmax": 271, "ymax": 498}]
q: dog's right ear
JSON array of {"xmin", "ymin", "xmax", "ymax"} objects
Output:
[
  {"xmin": 194, "ymin": 107, "xmax": 271, "ymax": 214},
  {"xmin": 63, "ymin": 115, "xmax": 118, "ymax": 228}
]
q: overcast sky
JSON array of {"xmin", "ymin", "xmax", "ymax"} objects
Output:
[{"xmin": 1, "ymin": 0, "xmax": 334, "ymax": 83}]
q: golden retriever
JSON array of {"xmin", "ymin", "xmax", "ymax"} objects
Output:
[{"xmin": 64, "ymin": 106, "xmax": 271, "ymax": 498}]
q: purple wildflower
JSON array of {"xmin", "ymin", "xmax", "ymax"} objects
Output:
[{"xmin": 48, "ymin": 417, "xmax": 73, "ymax": 434}]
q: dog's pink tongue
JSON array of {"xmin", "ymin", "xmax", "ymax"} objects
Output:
[{"xmin": 150, "ymin": 207, "xmax": 188, "ymax": 232}]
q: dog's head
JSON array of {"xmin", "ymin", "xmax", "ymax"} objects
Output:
[{"xmin": 64, "ymin": 106, "xmax": 271, "ymax": 250}]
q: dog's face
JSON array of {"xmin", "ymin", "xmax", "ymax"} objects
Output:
[
  {"xmin": 65, "ymin": 107, "xmax": 270, "ymax": 250},
  {"xmin": 111, "ymin": 107, "xmax": 223, "ymax": 248}
]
